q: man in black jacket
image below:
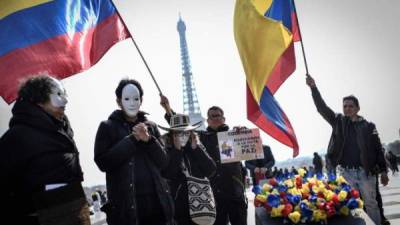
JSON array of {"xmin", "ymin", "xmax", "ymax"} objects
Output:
[
  {"xmin": 306, "ymin": 74, "xmax": 388, "ymax": 225},
  {"xmin": 161, "ymin": 96, "xmax": 248, "ymax": 225},
  {"xmin": 94, "ymin": 79, "xmax": 174, "ymax": 225}
]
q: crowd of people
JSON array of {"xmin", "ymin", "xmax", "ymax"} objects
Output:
[
  {"xmin": 0, "ymin": 75, "xmax": 250, "ymax": 225},
  {"xmin": 0, "ymin": 74, "xmax": 398, "ymax": 225}
]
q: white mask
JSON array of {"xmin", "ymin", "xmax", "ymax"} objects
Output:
[
  {"xmin": 176, "ymin": 132, "xmax": 190, "ymax": 147},
  {"xmin": 49, "ymin": 79, "xmax": 68, "ymax": 108},
  {"xmin": 121, "ymin": 84, "xmax": 141, "ymax": 117}
]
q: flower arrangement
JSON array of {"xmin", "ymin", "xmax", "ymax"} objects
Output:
[{"xmin": 252, "ymin": 168, "xmax": 364, "ymax": 224}]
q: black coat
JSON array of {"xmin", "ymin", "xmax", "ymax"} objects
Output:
[
  {"xmin": 245, "ymin": 145, "xmax": 275, "ymax": 184},
  {"xmin": 310, "ymin": 87, "xmax": 387, "ymax": 174},
  {"xmin": 0, "ymin": 100, "xmax": 84, "ymax": 220},
  {"xmin": 199, "ymin": 125, "xmax": 247, "ymax": 199},
  {"xmin": 94, "ymin": 110, "xmax": 174, "ymax": 225},
  {"xmin": 162, "ymin": 135, "xmax": 216, "ymax": 222},
  {"xmin": 312, "ymin": 154, "xmax": 323, "ymax": 172}
]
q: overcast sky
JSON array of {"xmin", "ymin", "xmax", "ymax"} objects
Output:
[{"xmin": 1, "ymin": 0, "xmax": 399, "ymax": 186}]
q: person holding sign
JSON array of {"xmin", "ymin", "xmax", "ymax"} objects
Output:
[
  {"xmin": 160, "ymin": 114, "xmax": 216, "ymax": 225},
  {"xmin": 161, "ymin": 95, "xmax": 248, "ymax": 225}
]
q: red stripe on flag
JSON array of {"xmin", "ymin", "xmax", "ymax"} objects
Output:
[
  {"xmin": 0, "ymin": 13, "xmax": 130, "ymax": 103},
  {"xmin": 247, "ymin": 85, "xmax": 299, "ymax": 157},
  {"xmin": 266, "ymin": 42, "xmax": 296, "ymax": 94},
  {"xmin": 291, "ymin": 11, "xmax": 301, "ymax": 42}
]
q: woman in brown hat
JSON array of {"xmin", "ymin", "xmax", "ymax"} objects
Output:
[{"xmin": 160, "ymin": 114, "xmax": 217, "ymax": 225}]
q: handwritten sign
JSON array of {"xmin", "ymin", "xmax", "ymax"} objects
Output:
[{"xmin": 217, "ymin": 128, "xmax": 264, "ymax": 163}]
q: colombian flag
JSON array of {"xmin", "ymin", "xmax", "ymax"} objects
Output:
[
  {"xmin": 234, "ymin": 0, "xmax": 300, "ymax": 157},
  {"xmin": 0, "ymin": 0, "xmax": 131, "ymax": 104}
]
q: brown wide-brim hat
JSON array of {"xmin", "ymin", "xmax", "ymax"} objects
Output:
[
  {"xmin": 158, "ymin": 121, "xmax": 202, "ymax": 132},
  {"xmin": 158, "ymin": 113, "xmax": 202, "ymax": 132}
]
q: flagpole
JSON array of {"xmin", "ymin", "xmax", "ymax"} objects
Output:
[
  {"xmin": 110, "ymin": 1, "xmax": 164, "ymax": 95},
  {"xmin": 292, "ymin": 0, "xmax": 310, "ymax": 76}
]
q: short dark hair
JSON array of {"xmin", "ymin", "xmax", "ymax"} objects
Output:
[
  {"xmin": 17, "ymin": 75, "xmax": 56, "ymax": 104},
  {"xmin": 207, "ymin": 106, "xmax": 224, "ymax": 118},
  {"xmin": 343, "ymin": 95, "xmax": 359, "ymax": 108},
  {"xmin": 115, "ymin": 79, "xmax": 143, "ymax": 99}
]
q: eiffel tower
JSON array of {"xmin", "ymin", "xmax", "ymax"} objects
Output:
[{"xmin": 177, "ymin": 15, "xmax": 205, "ymax": 130}]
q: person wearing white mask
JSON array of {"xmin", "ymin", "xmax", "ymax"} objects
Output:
[
  {"xmin": 160, "ymin": 114, "xmax": 216, "ymax": 225},
  {"xmin": 0, "ymin": 75, "xmax": 90, "ymax": 225},
  {"xmin": 94, "ymin": 79, "xmax": 174, "ymax": 225}
]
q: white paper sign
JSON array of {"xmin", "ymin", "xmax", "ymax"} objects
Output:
[{"xmin": 217, "ymin": 128, "xmax": 264, "ymax": 163}]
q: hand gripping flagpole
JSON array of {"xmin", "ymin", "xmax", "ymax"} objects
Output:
[
  {"xmin": 111, "ymin": 1, "xmax": 164, "ymax": 95},
  {"xmin": 292, "ymin": 0, "xmax": 310, "ymax": 77}
]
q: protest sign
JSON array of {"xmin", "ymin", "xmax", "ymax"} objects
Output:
[{"xmin": 217, "ymin": 128, "xmax": 264, "ymax": 163}]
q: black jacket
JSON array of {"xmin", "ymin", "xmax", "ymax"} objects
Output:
[
  {"xmin": 199, "ymin": 125, "xmax": 247, "ymax": 199},
  {"xmin": 0, "ymin": 100, "xmax": 84, "ymax": 219},
  {"xmin": 310, "ymin": 87, "xmax": 387, "ymax": 174},
  {"xmin": 312, "ymin": 154, "xmax": 323, "ymax": 172},
  {"xmin": 94, "ymin": 110, "xmax": 174, "ymax": 225},
  {"xmin": 245, "ymin": 145, "xmax": 275, "ymax": 184},
  {"xmin": 162, "ymin": 135, "xmax": 216, "ymax": 221}
]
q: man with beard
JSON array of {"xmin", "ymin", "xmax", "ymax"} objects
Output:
[{"xmin": 94, "ymin": 79, "xmax": 174, "ymax": 225}]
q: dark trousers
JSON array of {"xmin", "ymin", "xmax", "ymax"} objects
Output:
[
  {"xmin": 3, "ymin": 215, "xmax": 40, "ymax": 225},
  {"xmin": 176, "ymin": 217, "xmax": 197, "ymax": 225},
  {"xmin": 32, "ymin": 183, "xmax": 91, "ymax": 225},
  {"xmin": 391, "ymin": 163, "xmax": 399, "ymax": 173},
  {"xmin": 174, "ymin": 198, "xmax": 197, "ymax": 225},
  {"xmin": 136, "ymin": 194, "xmax": 167, "ymax": 225},
  {"xmin": 375, "ymin": 174, "xmax": 388, "ymax": 223},
  {"xmin": 36, "ymin": 197, "xmax": 91, "ymax": 225},
  {"xmin": 315, "ymin": 167, "xmax": 323, "ymax": 174},
  {"xmin": 214, "ymin": 197, "xmax": 247, "ymax": 225}
]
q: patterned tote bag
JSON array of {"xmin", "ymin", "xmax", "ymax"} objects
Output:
[{"xmin": 182, "ymin": 160, "xmax": 216, "ymax": 225}]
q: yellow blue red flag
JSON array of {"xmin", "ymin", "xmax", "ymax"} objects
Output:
[
  {"xmin": 234, "ymin": 0, "xmax": 300, "ymax": 156},
  {"xmin": 0, "ymin": 0, "xmax": 131, "ymax": 103}
]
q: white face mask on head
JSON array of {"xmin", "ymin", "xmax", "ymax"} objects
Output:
[
  {"xmin": 176, "ymin": 132, "xmax": 190, "ymax": 147},
  {"xmin": 49, "ymin": 79, "xmax": 68, "ymax": 108},
  {"xmin": 121, "ymin": 84, "xmax": 141, "ymax": 117}
]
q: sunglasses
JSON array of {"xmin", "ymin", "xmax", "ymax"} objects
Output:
[
  {"xmin": 343, "ymin": 104, "xmax": 355, "ymax": 108},
  {"xmin": 208, "ymin": 114, "xmax": 223, "ymax": 119},
  {"xmin": 173, "ymin": 131, "xmax": 190, "ymax": 137}
]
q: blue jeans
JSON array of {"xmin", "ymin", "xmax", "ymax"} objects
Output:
[{"xmin": 337, "ymin": 166, "xmax": 380, "ymax": 225}]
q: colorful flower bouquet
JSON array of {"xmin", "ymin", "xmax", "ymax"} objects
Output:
[{"xmin": 252, "ymin": 169, "xmax": 364, "ymax": 224}]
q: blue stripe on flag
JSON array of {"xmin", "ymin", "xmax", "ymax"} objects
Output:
[
  {"xmin": 0, "ymin": 0, "xmax": 116, "ymax": 56},
  {"xmin": 265, "ymin": 0, "xmax": 293, "ymax": 30},
  {"xmin": 259, "ymin": 86, "xmax": 289, "ymax": 133}
]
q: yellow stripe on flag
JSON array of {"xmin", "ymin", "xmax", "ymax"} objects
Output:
[
  {"xmin": 252, "ymin": 0, "xmax": 273, "ymax": 16},
  {"xmin": 234, "ymin": 0, "xmax": 292, "ymax": 102},
  {"xmin": 0, "ymin": 0, "xmax": 53, "ymax": 19}
]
